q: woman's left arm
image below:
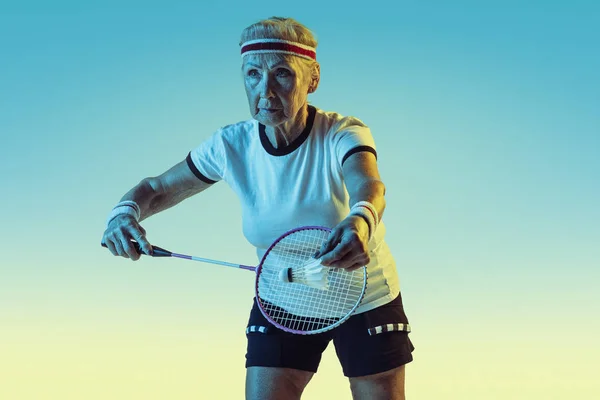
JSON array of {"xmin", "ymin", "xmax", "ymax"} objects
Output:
[{"xmin": 316, "ymin": 151, "xmax": 386, "ymax": 270}]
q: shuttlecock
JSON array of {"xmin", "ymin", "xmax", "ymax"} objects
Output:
[{"xmin": 278, "ymin": 258, "xmax": 330, "ymax": 290}]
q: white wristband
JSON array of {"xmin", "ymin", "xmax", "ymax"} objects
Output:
[
  {"xmin": 115, "ymin": 200, "xmax": 141, "ymax": 219},
  {"xmin": 349, "ymin": 206, "xmax": 376, "ymax": 241},
  {"xmin": 349, "ymin": 201, "xmax": 379, "ymax": 241},
  {"xmin": 353, "ymin": 201, "xmax": 379, "ymax": 226},
  {"xmin": 106, "ymin": 201, "xmax": 141, "ymax": 227}
]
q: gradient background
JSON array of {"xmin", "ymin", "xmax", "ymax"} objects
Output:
[{"xmin": 1, "ymin": 1, "xmax": 598, "ymax": 399}]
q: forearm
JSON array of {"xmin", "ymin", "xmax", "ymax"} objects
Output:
[
  {"xmin": 104, "ymin": 160, "xmax": 209, "ymax": 259},
  {"xmin": 118, "ymin": 177, "xmax": 192, "ymax": 222},
  {"xmin": 347, "ymin": 179, "xmax": 386, "ymax": 223},
  {"xmin": 116, "ymin": 179, "xmax": 156, "ymax": 221},
  {"xmin": 113, "ymin": 160, "xmax": 211, "ymax": 223}
]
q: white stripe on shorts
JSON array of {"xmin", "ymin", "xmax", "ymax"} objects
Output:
[
  {"xmin": 246, "ymin": 325, "xmax": 268, "ymax": 334},
  {"xmin": 368, "ymin": 323, "xmax": 411, "ymax": 336}
]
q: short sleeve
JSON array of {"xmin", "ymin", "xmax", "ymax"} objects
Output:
[
  {"xmin": 187, "ymin": 129, "xmax": 226, "ymax": 183},
  {"xmin": 331, "ymin": 116, "xmax": 377, "ymax": 167}
]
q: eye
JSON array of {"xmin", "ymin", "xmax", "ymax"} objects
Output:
[
  {"xmin": 276, "ymin": 68, "xmax": 292, "ymax": 78},
  {"xmin": 247, "ymin": 69, "xmax": 260, "ymax": 78}
]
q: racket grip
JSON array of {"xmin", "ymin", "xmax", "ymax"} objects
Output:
[{"xmin": 100, "ymin": 241, "xmax": 172, "ymax": 257}]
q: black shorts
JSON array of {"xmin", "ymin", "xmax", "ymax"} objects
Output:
[{"xmin": 245, "ymin": 292, "xmax": 415, "ymax": 378}]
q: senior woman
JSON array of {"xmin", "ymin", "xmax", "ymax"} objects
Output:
[{"xmin": 101, "ymin": 17, "xmax": 414, "ymax": 400}]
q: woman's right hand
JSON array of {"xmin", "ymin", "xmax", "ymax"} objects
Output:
[{"xmin": 101, "ymin": 215, "xmax": 153, "ymax": 261}]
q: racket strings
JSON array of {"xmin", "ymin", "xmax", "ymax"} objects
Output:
[{"xmin": 257, "ymin": 228, "xmax": 366, "ymax": 334}]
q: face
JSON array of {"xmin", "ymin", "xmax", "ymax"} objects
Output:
[{"xmin": 242, "ymin": 54, "xmax": 314, "ymax": 128}]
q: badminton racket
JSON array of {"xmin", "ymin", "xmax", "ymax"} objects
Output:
[{"xmin": 102, "ymin": 225, "xmax": 367, "ymax": 334}]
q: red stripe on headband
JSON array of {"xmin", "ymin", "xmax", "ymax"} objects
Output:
[{"xmin": 241, "ymin": 42, "xmax": 316, "ymax": 60}]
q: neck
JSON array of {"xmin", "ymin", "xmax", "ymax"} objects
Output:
[{"xmin": 264, "ymin": 104, "xmax": 309, "ymax": 149}]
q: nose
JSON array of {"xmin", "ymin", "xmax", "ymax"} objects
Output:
[{"xmin": 259, "ymin": 73, "xmax": 275, "ymax": 99}]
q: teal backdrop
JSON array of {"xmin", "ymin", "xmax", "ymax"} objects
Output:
[{"xmin": 1, "ymin": 1, "xmax": 598, "ymax": 398}]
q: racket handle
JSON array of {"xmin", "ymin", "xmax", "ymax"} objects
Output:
[{"xmin": 100, "ymin": 241, "xmax": 172, "ymax": 257}]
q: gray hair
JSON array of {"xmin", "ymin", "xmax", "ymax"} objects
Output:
[
  {"xmin": 240, "ymin": 17, "xmax": 320, "ymax": 92},
  {"xmin": 239, "ymin": 16, "xmax": 318, "ymax": 49}
]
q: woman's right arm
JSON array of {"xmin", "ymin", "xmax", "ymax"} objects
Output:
[{"xmin": 101, "ymin": 160, "xmax": 213, "ymax": 260}]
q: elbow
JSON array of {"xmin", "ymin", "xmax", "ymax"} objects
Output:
[
  {"xmin": 374, "ymin": 179, "xmax": 386, "ymax": 198},
  {"xmin": 351, "ymin": 179, "xmax": 386, "ymax": 209},
  {"xmin": 377, "ymin": 182, "xmax": 387, "ymax": 217},
  {"xmin": 141, "ymin": 177, "xmax": 163, "ymax": 197},
  {"xmin": 366, "ymin": 179, "xmax": 386, "ymax": 201},
  {"xmin": 135, "ymin": 178, "xmax": 164, "ymax": 212}
]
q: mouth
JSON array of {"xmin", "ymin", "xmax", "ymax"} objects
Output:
[{"xmin": 259, "ymin": 108, "xmax": 281, "ymax": 113}]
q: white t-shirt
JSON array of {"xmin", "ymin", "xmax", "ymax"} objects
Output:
[{"xmin": 187, "ymin": 105, "xmax": 400, "ymax": 313}]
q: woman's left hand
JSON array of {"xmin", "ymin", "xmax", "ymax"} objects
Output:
[{"xmin": 314, "ymin": 216, "xmax": 371, "ymax": 271}]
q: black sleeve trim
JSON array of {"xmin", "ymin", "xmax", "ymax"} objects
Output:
[
  {"xmin": 341, "ymin": 146, "xmax": 377, "ymax": 166},
  {"xmin": 186, "ymin": 152, "xmax": 218, "ymax": 184}
]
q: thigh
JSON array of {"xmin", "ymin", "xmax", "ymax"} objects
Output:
[
  {"xmin": 333, "ymin": 292, "xmax": 415, "ymax": 378},
  {"xmin": 246, "ymin": 366, "xmax": 314, "ymax": 400}
]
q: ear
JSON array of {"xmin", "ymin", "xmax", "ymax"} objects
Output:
[{"xmin": 308, "ymin": 63, "xmax": 321, "ymax": 94}]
